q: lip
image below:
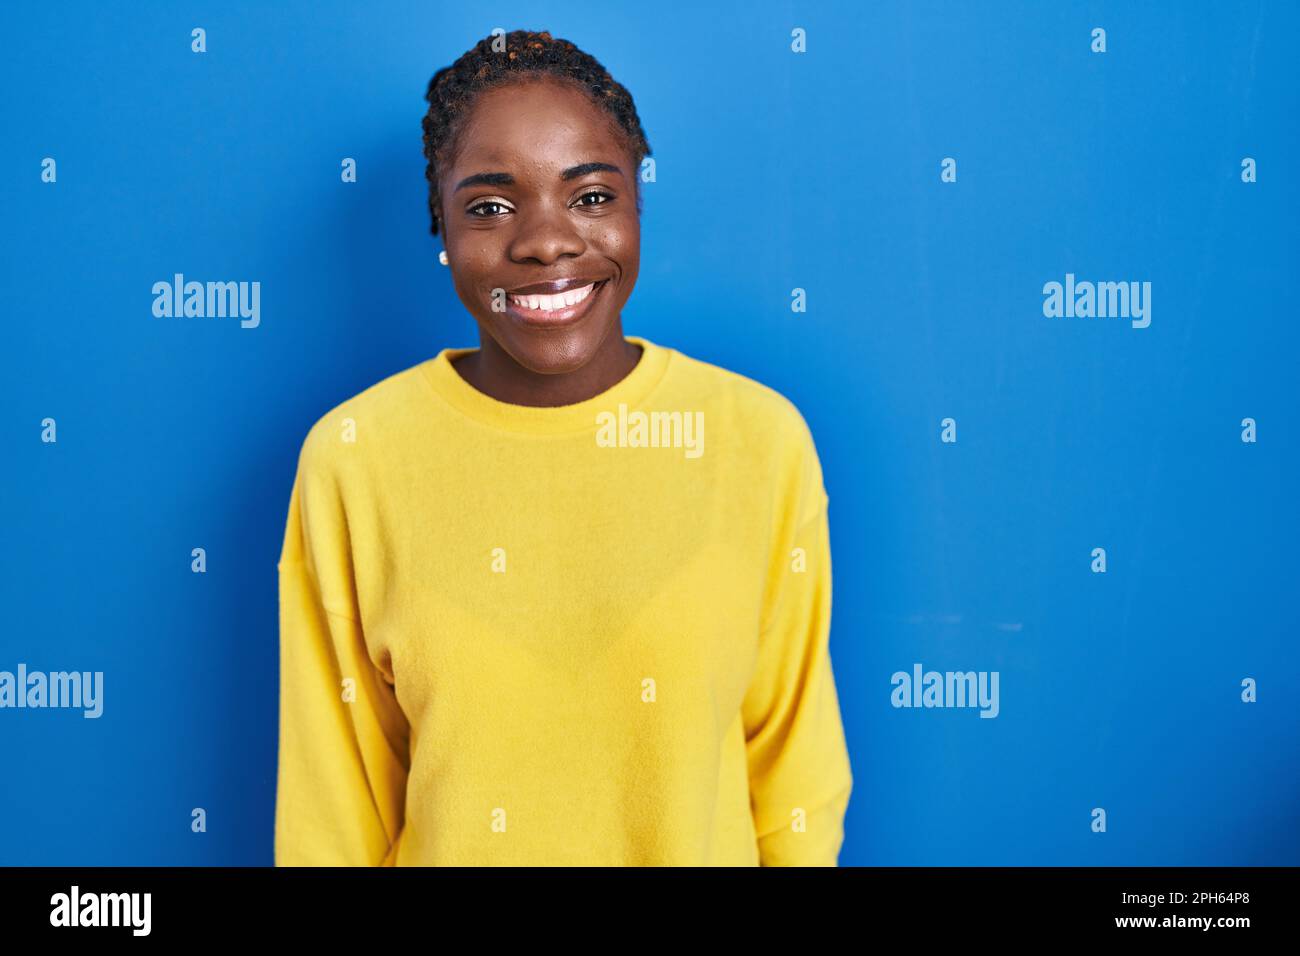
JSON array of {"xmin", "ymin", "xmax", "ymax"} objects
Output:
[
  {"xmin": 505, "ymin": 278, "xmax": 608, "ymax": 329},
  {"xmin": 508, "ymin": 276, "xmax": 604, "ymax": 296}
]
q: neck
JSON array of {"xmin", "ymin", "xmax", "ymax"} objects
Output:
[{"xmin": 452, "ymin": 326, "xmax": 643, "ymax": 407}]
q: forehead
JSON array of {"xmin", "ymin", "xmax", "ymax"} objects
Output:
[{"xmin": 452, "ymin": 77, "xmax": 624, "ymax": 168}]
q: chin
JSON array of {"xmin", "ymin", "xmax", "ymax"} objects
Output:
[{"xmin": 492, "ymin": 319, "xmax": 615, "ymax": 376}]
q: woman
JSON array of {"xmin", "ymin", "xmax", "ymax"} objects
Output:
[{"xmin": 274, "ymin": 29, "xmax": 853, "ymax": 866}]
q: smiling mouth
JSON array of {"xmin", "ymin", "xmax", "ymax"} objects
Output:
[{"xmin": 505, "ymin": 279, "xmax": 608, "ymax": 326}]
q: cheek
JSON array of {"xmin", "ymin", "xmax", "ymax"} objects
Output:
[
  {"xmin": 449, "ymin": 246, "xmax": 500, "ymax": 294},
  {"xmin": 591, "ymin": 218, "xmax": 640, "ymax": 269}
]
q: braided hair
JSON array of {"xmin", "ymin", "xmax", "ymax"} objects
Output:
[{"xmin": 421, "ymin": 29, "xmax": 652, "ymax": 237}]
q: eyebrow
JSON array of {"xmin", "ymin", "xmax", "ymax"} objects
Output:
[{"xmin": 453, "ymin": 161, "xmax": 623, "ymax": 193}]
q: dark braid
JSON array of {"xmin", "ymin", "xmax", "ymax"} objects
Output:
[{"xmin": 421, "ymin": 29, "xmax": 652, "ymax": 237}]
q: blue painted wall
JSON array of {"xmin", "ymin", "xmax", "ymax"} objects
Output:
[{"xmin": 2, "ymin": 0, "xmax": 1295, "ymax": 864}]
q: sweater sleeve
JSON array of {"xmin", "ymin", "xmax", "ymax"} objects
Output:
[
  {"xmin": 741, "ymin": 416, "xmax": 853, "ymax": 866},
  {"xmin": 274, "ymin": 436, "xmax": 410, "ymax": 866}
]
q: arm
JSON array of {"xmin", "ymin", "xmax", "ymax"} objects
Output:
[
  {"xmin": 274, "ymin": 441, "xmax": 410, "ymax": 866},
  {"xmin": 741, "ymin": 422, "xmax": 853, "ymax": 866}
]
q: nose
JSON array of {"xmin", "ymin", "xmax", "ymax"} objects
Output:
[{"xmin": 507, "ymin": 203, "xmax": 586, "ymax": 264}]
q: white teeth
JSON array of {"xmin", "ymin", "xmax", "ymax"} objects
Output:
[{"xmin": 510, "ymin": 281, "xmax": 597, "ymax": 311}]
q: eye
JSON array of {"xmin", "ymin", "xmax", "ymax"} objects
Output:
[
  {"xmin": 574, "ymin": 190, "xmax": 614, "ymax": 207},
  {"xmin": 467, "ymin": 199, "xmax": 512, "ymax": 218}
]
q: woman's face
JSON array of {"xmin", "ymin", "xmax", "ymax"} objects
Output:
[{"xmin": 438, "ymin": 76, "xmax": 641, "ymax": 375}]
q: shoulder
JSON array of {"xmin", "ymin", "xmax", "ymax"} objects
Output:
[
  {"xmin": 666, "ymin": 344, "xmax": 819, "ymax": 456},
  {"xmin": 664, "ymin": 344, "xmax": 827, "ymax": 523},
  {"xmin": 294, "ymin": 358, "xmax": 434, "ymax": 475}
]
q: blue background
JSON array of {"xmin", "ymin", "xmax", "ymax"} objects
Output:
[{"xmin": 2, "ymin": 0, "xmax": 1296, "ymax": 865}]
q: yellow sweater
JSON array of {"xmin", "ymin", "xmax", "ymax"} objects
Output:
[{"xmin": 274, "ymin": 335, "xmax": 853, "ymax": 866}]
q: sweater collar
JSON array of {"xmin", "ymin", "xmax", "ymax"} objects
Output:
[{"xmin": 419, "ymin": 335, "xmax": 672, "ymax": 436}]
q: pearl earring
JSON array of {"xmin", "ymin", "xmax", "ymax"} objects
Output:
[{"xmin": 438, "ymin": 250, "xmax": 449, "ymax": 266}]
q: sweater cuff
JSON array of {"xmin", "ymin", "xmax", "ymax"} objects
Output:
[{"xmin": 755, "ymin": 780, "xmax": 852, "ymax": 866}]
